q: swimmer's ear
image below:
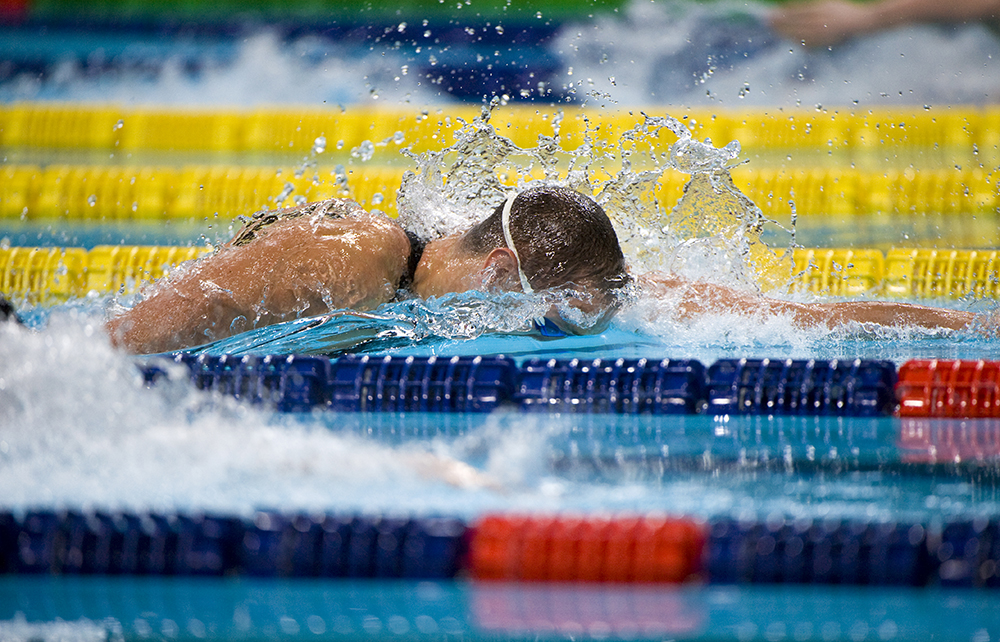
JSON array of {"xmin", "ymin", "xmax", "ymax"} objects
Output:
[{"xmin": 481, "ymin": 248, "xmax": 520, "ymax": 290}]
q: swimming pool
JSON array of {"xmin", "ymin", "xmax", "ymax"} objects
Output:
[
  {"xmin": 5, "ymin": 3, "xmax": 1000, "ymax": 636},
  {"xmin": 5, "ymin": 102, "xmax": 1000, "ymax": 641}
]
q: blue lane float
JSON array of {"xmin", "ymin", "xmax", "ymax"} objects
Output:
[
  {"xmin": 706, "ymin": 358, "xmax": 898, "ymax": 416},
  {"xmin": 704, "ymin": 518, "xmax": 932, "ymax": 587},
  {"xmin": 6, "ymin": 510, "xmax": 468, "ymax": 580},
  {"xmin": 140, "ymin": 355, "xmax": 900, "ymax": 417},
  {"xmin": 518, "ymin": 358, "xmax": 707, "ymax": 414},
  {"xmin": 4, "ymin": 509, "xmax": 1000, "ymax": 589}
]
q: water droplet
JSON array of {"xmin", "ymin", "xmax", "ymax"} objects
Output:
[
  {"xmin": 87, "ymin": 195, "xmax": 96, "ymax": 207},
  {"xmin": 312, "ymin": 136, "xmax": 327, "ymax": 154},
  {"xmin": 495, "ymin": 25, "xmax": 504, "ymax": 34},
  {"xmin": 393, "ymin": 131, "xmax": 405, "ymax": 145},
  {"xmin": 371, "ymin": 193, "xmax": 384, "ymax": 205},
  {"xmin": 275, "ymin": 182, "xmax": 295, "ymax": 204},
  {"xmin": 113, "ymin": 119, "xmax": 124, "ymax": 131},
  {"xmin": 351, "ymin": 140, "xmax": 376, "ymax": 162}
]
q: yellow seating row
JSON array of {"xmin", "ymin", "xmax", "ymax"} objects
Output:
[
  {"xmin": 1, "ymin": 103, "xmax": 997, "ymax": 154},
  {"xmin": 3, "ymin": 245, "xmax": 997, "ymax": 304},
  {"xmin": 0, "ymin": 245, "xmax": 210, "ymax": 305},
  {"xmin": 2, "ymin": 163, "xmax": 996, "ymax": 221}
]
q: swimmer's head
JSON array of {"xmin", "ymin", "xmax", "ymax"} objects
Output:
[{"xmin": 412, "ymin": 185, "xmax": 629, "ymax": 333}]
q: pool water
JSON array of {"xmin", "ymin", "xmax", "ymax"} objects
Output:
[{"xmin": 5, "ymin": 2, "xmax": 1000, "ymax": 640}]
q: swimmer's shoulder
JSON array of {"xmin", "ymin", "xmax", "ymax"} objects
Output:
[{"xmin": 230, "ymin": 197, "xmax": 380, "ymax": 247}]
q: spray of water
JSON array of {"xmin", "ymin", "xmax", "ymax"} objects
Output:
[
  {"xmin": 389, "ymin": 99, "xmax": 795, "ymax": 343},
  {"xmin": 1, "ymin": 31, "xmax": 445, "ymax": 106},
  {"xmin": 552, "ymin": 0, "xmax": 1000, "ymax": 107}
]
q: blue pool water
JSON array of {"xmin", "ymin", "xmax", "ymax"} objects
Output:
[
  {"xmin": 4, "ymin": 576, "xmax": 1000, "ymax": 642},
  {"xmin": 5, "ymin": 2, "xmax": 1000, "ymax": 640}
]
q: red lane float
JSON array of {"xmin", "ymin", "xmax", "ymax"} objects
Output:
[
  {"xmin": 468, "ymin": 515, "xmax": 705, "ymax": 583},
  {"xmin": 897, "ymin": 360, "xmax": 1000, "ymax": 418}
]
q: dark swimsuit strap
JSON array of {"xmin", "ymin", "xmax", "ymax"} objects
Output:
[{"xmin": 398, "ymin": 230, "xmax": 426, "ymax": 292}]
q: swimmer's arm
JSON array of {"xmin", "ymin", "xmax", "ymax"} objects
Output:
[
  {"xmin": 638, "ymin": 272, "xmax": 975, "ymax": 331},
  {"xmin": 770, "ymin": 0, "xmax": 1000, "ymax": 47},
  {"xmin": 107, "ymin": 212, "xmax": 410, "ymax": 353}
]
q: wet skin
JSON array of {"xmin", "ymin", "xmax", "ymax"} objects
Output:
[
  {"xmin": 108, "ymin": 209, "xmax": 411, "ymax": 354},
  {"xmin": 107, "ymin": 199, "xmax": 978, "ymax": 354},
  {"xmin": 108, "ymin": 207, "xmax": 544, "ymax": 353}
]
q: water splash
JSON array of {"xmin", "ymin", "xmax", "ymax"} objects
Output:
[
  {"xmin": 198, "ymin": 290, "xmax": 556, "ymax": 356},
  {"xmin": 396, "ymin": 100, "xmax": 786, "ymax": 294},
  {"xmin": 1, "ymin": 31, "xmax": 445, "ymax": 106}
]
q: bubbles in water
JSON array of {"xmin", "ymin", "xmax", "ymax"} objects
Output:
[
  {"xmin": 87, "ymin": 195, "xmax": 96, "ymax": 207},
  {"xmin": 312, "ymin": 136, "xmax": 327, "ymax": 154}
]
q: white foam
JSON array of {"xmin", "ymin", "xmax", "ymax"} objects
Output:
[
  {"xmin": 553, "ymin": 0, "xmax": 1000, "ymax": 107},
  {"xmin": 0, "ymin": 311, "xmax": 500, "ymax": 515},
  {"xmin": 6, "ymin": 0, "xmax": 998, "ymax": 107},
  {"xmin": 2, "ymin": 31, "xmax": 447, "ymax": 107}
]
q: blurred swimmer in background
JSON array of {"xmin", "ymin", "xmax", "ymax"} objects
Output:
[
  {"xmin": 771, "ymin": 0, "xmax": 1000, "ymax": 47},
  {"xmin": 102, "ymin": 185, "xmax": 978, "ymax": 354}
]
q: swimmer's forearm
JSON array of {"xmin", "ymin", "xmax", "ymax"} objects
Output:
[
  {"xmin": 808, "ymin": 300, "xmax": 976, "ymax": 331},
  {"xmin": 770, "ymin": 0, "xmax": 1000, "ymax": 48},
  {"xmin": 863, "ymin": 0, "xmax": 1000, "ymax": 28},
  {"xmin": 639, "ymin": 271, "xmax": 976, "ymax": 332}
]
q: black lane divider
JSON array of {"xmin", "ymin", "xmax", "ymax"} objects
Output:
[{"xmin": 140, "ymin": 355, "xmax": 900, "ymax": 416}]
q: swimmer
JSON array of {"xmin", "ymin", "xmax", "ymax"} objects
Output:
[
  {"xmin": 770, "ymin": 0, "xmax": 1000, "ymax": 47},
  {"xmin": 106, "ymin": 185, "xmax": 979, "ymax": 354},
  {"xmin": 106, "ymin": 186, "xmax": 629, "ymax": 353}
]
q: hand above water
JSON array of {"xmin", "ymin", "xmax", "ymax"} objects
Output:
[
  {"xmin": 769, "ymin": 0, "xmax": 1000, "ymax": 48},
  {"xmin": 769, "ymin": 0, "xmax": 875, "ymax": 47}
]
